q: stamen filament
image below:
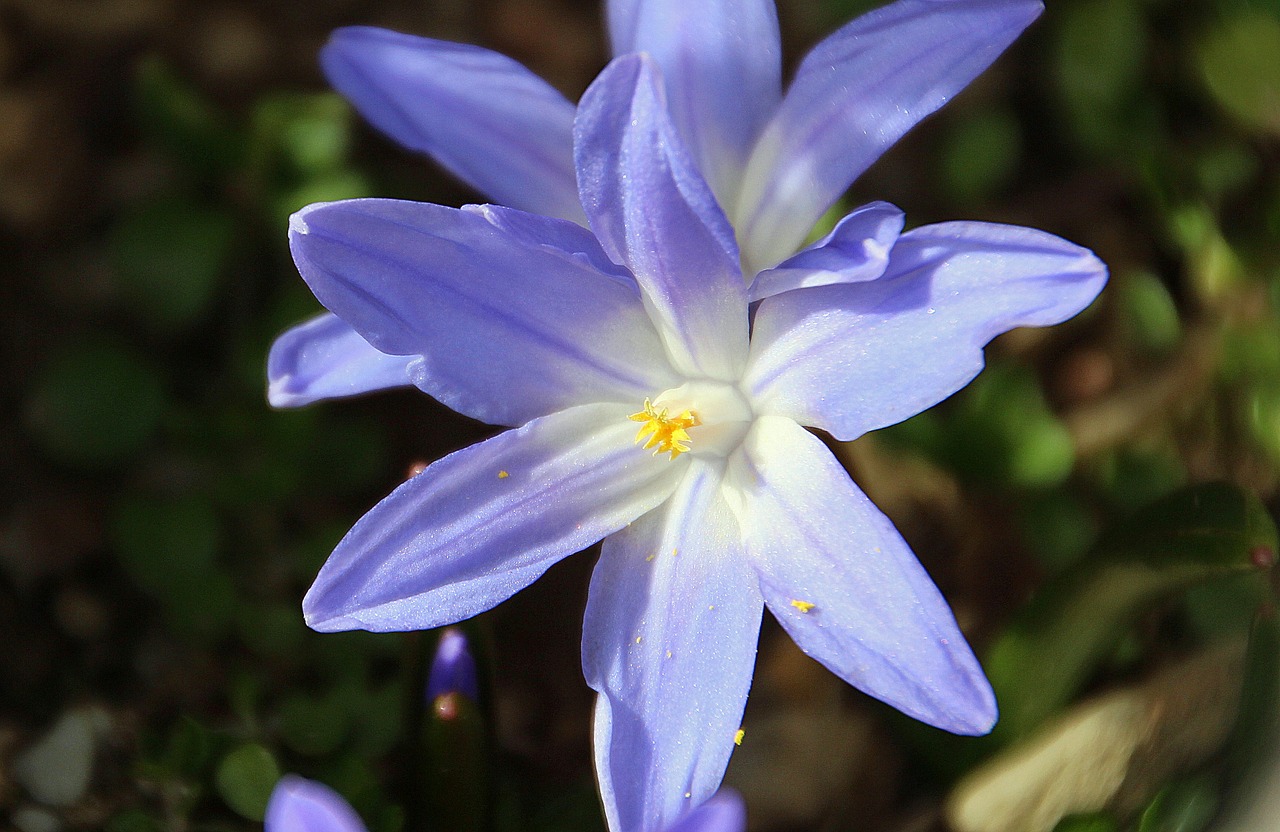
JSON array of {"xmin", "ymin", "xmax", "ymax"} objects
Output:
[{"xmin": 629, "ymin": 398, "xmax": 701, "ymax": 460}]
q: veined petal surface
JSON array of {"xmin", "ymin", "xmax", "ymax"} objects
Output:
[
  {"xmin": 289, "ymin": 199, "xmax": 681, "ymax": 427},
  {"xmin": 267, "ymin": 312, "xmax": 414, "ymax": 407},
  {"xmin": 727, "ymin": 416, "xmax": 996, "ymax": 735},
  {"xmin": 606, "ymin": 0, "xmax": 781, "ymax": 208},
  {"xmin": 584, "ymin": 460, "xmax": 762, "ymax": 832},
  {"xmin": 265, "ymin": 776, "xmax": 368, "ymax": 832},
  {"xmin": 744, "ymin": 222, "xmax": 1107, "ymax": 441},
  {"xmin": 305, "ymin": 403, "xmax": 685, "ymax": 633},
  {"xmin": 323, "ymin": 27, "xmax": 582, "ymax": 222},
  {"xmin": 735, "ymin": 0, "xmax": 1043, "ymax": 270},
  {"xmin": 575, "ymin": 55, "xmax": 749, "ymax": 382},
  {"xmin": 748, "ymin": 201, "xmax": 904, "ymax": 302}
]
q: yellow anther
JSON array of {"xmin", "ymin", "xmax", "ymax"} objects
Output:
[
  {"xmin": 497, "ymin": 470, "xmax": 509, "ymax": 479},
  {"xmin": 734, "ymin": 728, "xmax": 745, "ymax": 746},
  {"xmin": 629, "ymin": 399, "xmax": 701, "ymax": 460},
  {"xmin": 790, "ymin": 599, "xmax": 816, "ymax": 613}
]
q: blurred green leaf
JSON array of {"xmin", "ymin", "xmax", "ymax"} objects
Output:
[
  {"xmin": 1118, "ymin": 272, "xmax": 1182, "ymax": 354},
  {"xmin": 163, "ymin": 716, "xmax": 214, "ymax": 778},
  {"xmin": 1054, "ymin": 0, "xmax": 1147, "ymax": 152},
  {"xmin": 237, "ymin": 603, "xmax": 307, "ymax": 657},
  {"xmin": 1136, "ymin": 776, "xmax": 1219, "ymax": 832},
  {"xmin": 1095, "ymin": 447, "xmax": 1187, "ymax": 513},
  {"xmin": 1245, "ymin": 382, "xmax": 1280, "ymax": 462},
  {"xmin": 112, "ymin": 494, "xmax": 220, "ymax": 598},
  {"xmin": 133, "ymin": 56, "xmax": 243, "ymax": 174},
  {"xmin": 1053, "ymin": 812, "xmax": 1120, "ymax": 832},
  {"xmin": 110, "ymin": 198, "xmax": 236, "ymax": 332},
  {"xmin": 1018, "ymin": 493, "xmax": 1099, "ymax": 571},
  {"xmin": 942, "ymin": 108, "xmax": 1022, "ymax": 202},
  {"xmin": 917, "ymin": 364, "xmax": 1076, "ymax": 490},
  {"xmin": 279, "ymin": 691, "xmax": 351, "ymax": 756},
  {"xmin": 1197, "ymin": 12, "xmax": 1280, "ymax": 135},
  {"xmin": 252, "ymin": 93, "xmax": 356, "ymax": 176},
  {"xmin": 988, "ymin": 482, "xmax": 1277, "ymax": 741},
  {"xmin": 1223, "ymin": 611, "xmax": 1280, "ymax": 793},
  {"xmin": 106, "ymin": 809, "xmax": 161, "ymax": 832},
  {"xmin": 215, "ymin": 743, "xmax": 280, "ymax": 821},
  {"xmin": 26, "ymin": 343, "xmax": 165, "ymax": 467}
]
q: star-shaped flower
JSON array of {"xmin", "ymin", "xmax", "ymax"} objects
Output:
[
  {"xmin": 282, "ymin": 55, "xmax": 1107, "ymax": 832},
  {"xmin": 267, "ymin": 0, "xmax": 1045, "ymax": 407}
]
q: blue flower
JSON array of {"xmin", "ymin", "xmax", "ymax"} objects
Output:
[
  {"xmin": 279, "ymin": 53, "xmax": 1107, "ymax": 832},
  {"xmin": 264, "ymin": 776, "xmax": 745, "ymax": 832},
  {"xmin": 265, "ymin": 776, "xmax": 368, "ymax": 832},
  {"xmin": 267, "ymin": 0, "xmax": 1044, "ymax": 406}
]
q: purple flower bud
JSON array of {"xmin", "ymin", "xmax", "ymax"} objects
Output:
[{"xmin": 426, "ymin": 627, "xmax": 479, "ymax": 703}]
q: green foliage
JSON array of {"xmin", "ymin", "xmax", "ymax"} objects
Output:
[
  {"xmin": 987, "ymin": 482, "xmax": 1277, "ymax": 742},
  {"xmin": 1196, "ymin": 12, "xmax": 1280, "ymax": 135},
  {"xmin": 215, "ymin": 743, "xmax": 281, "ymax": 821},
  {"xmin": 25, "ymin": 343, "xmax": 166, "ymax": 467},
  {"xmin": 110, "ymin": 198, "xmax": 236, "ymax": 333}
]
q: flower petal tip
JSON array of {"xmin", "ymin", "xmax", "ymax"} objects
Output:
[{"xmin": 265, "ymin": 376, "xmax": 302, "ymax": 409}]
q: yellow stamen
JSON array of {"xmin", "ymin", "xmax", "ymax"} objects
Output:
[
  {"xmin": 734, "ymin": 728, "xmax": 745, "ymax": 746},
  {"xmin": 497, "ymin": 470, "xmax": 509, "ymax": 479},
  {"xmin": 790, "ymin": 599, "xmax": 816, "ymax": 613},
  {"xmin": 629, "ymin": 399, "xmax": 701, "ymax": 460}
]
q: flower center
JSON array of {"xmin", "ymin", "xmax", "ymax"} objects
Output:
[
  {"xmin": 628, "ymin": 380, "xmax": 754, "ymax": 461},
  {"xmin": 629, "ymin": 400, "xmax": 701, "ymax": 459}
]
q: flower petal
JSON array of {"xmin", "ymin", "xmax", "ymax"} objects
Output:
[
  {"xmin": 304, "ymin": 402, "xmax": 685, "ymax": 633},
  {"xmin": 265, "ymin": 775, "xmax": 368, "ymax": 832},
  {"xmin": 666, "ymin": 790, "xmax": 747, "ymax": 832},
  {"xmin": 575, "ymin": 54, "xmax": 749, "ymax": 382},
  {"xmin": 267, "ymin": 312, "xmax": 414, "ymax": 408},
  {"xmin": 322, "ymin": 27, "xmax": 582, "ymax": 222},
  {"xmin": 735, "ymin": 0, "xmax": 1043, "ymax": 270},
  {"xmin": 289, "ymin": 199, "xmax": 681, "ymax": 427},
  {"xmin": 606, "ymin": 0, "xmax": 781, "ymax": 208},
  {"xmin": 748, "ymin": 201, "xmax": 904, "ymax": 302},
  {"xmin": 744, "ymin": 222, "xmax": 1108, "ymax": 441},
  {"xmin": 727, "ymin": 415, "xmax": 996, "ymax": 735},
  {"xmin": 584, "ymin": 460, "xmax": 762, "ymax": 832}
]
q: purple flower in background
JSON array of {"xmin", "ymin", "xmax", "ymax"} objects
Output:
[
  {"xmin": 280, "ymin": 53, "xmax": 1106, "ymax": 832},
  {"xmin": 426, "ymin": 627, "xmax": 479, "ymax": 703},
  {"xmin": 267, "ymin": 0, "xmax": 1044, "ymax": 406},
  {"xmin": 265, "ymin": 776, "xmax": 367, "ymax": 832}
]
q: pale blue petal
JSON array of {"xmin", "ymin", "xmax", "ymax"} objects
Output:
[
  {"xmin": 744, "ymin": 222, "xmax": 1107, "ymax": 441},
  {"xmin": 666, "ymin": 791, "xmax": 746, "ymax": 832},
  {"xmin": 575, "ymin": 55, "xmax": 749, "ymax": 382},
  {"xmin": 584, "ymin": 460, "xmax": 761, "ymax": 832},
  {"xmin": 289, "ymin": 199, "xmax": 681, "ymax": 427},
  {"xmin": 304, "ymin": 403, "xmax": 685, "ymax": 633},
  {"xmin": 267, "ymin": 312, "xmax": 414, "ymax": 408},
  {"xmin": 323, "ymin": 27, "xmax": 582, "ymax": 222},
  {"xmin": 606, "ymin": 0, "xmax": 781, "ymax": 208},
  {"xmin": 748, "ymin": 201, "xmax": 904, "ymax": 301},
  {"xmin": 727, "ymin": 416, "xmax": 996, "ymax": 735},
  {"xmin": 735, "ymin": 0, "xmax": 1043, "ymax": 270},
  {"xmin": 265, "ymin": 776, "xmax": 368, "ymax": 832}
]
